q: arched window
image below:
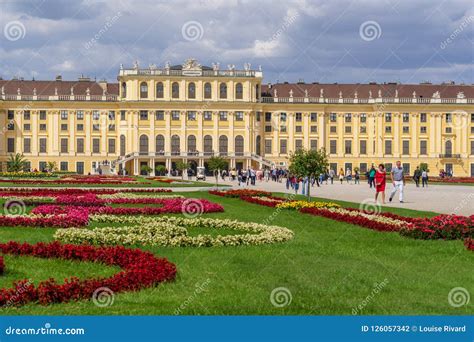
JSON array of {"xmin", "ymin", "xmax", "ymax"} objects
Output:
[
  {"xmin": 187, "ymin": 135, "xmax": 196, "ymax": 153},
  {"xmin": 256, "ymin": 135, "xmax": 261, "ymax": 155},
  {"xmin": 140, "ymin": 82, "xmax": 148, "ymax": 99},
  {"xmin": 139, "ymin": 135, "xmax": 149, "ymax": 154},
  {"xmin": 204, "ymin": 82, "xmax": 212, "ymax": 99},
  {"xmin": 155, "ymin": 134, "xmax": 165, "ymax": 154},
  {"xmin": 188, "ymin": 82, "xmax": 196, "ymax": 99},
  {"xmin": 235, "ymin": 83, "xmax": 243, "ymax": 99},
  {"xmin": 171, "ymin": 135, "xmax": 180, "ymax": 155},
  {"xmin": 203, "ymin": 135, "xmax": 213, "ymax": 155},
  {"xmin": 219, "ymin": 83, "xmax": 227, "ymax": 99},
  {"xmin": 172, "ymin": 82, "xmax": 179, "ymax": 99},
  {"xmin": 445, "ymin": 140, "xmax": 453, "ymax": 155},
  {"xmin": 120, "ymin": 135, "xmax": 126, "ymax": 156},
  {"xmin": 156, "ymin": 82, "xmax": 164, "ymax": 98},
  {"xmin": 121, "ymin": 82, "xmax": 127, "ymax": 98},
  {"xmin": 219, "ymin": 135, "xmax": 228, "ymax": 155},
  {"xmin": 235, "ymin": 135, "xmax": 244, "ymax": 155}
]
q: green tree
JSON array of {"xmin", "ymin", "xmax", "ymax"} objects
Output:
[
  {"xmin": 288, "ymin": 148, "xmax": 329, "ymax": 200},
  {"xmin": 155, "ymin": 165, "xmax": 166, "ymax": 176},
  {"xmin": 7, "ymin": 153, "xmax": 28, "ymax": 172},
  {"xmin": 419, "ymin": 163, "xmax": 429, "ymax": 172},
  {"xmin": 207, "ymin": 156, "xmax": 227, "ymax": 188},
  {"xmin": 140, "ymin": 164, "xmax": 153, "ymax": 176},
  {"xmin": 175, "ymin": 160, "xmax": 188, "ymax": 180},
  {"xmin": 47, "ymin": 161, "xmax": 58, "ymax": 173}
]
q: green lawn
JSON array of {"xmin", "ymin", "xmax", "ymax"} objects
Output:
[{"xmin": 0, "ymin": 191, "xmax": 471, "ymax": 315}]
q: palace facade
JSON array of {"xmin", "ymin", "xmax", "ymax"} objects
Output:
[{"xmin": 0, "ymin": 58, "xmax": 474, "ymax": 176}]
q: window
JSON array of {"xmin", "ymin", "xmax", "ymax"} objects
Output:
[
  {"xmin": 108, "ymin": 111, "xmax": 115, "ymax": 121},
  {"xmin": 360, "ymin": 126, "xmax": 367, "ymax": 134},
  {"xmin": 402, "ymin": 140, "xmax": 410, "ymax": 155},
  {"xmin": 7, "ymin": 121, "xmax": 14, "ymax": 130},
  {"xmin": 40, "ymin": 124, "xmax": 46, "ymax": 131},
  {"xmin": 7, "ymin": 110, "xmax": 14, "ymax": 120},
  {"xmin": 187, "ymin": 111, "xmax": 196, "ymax": 121},
  {"xmin": 403, "ymin": 113, "xmax": 409, "ymax": 123},
  {"xmin": 40, "ymin": 110, "xmax": 47, "ymax": 120},
  {"xmin": 172, "ymin": 82, "xmax": 179, "ymax": 98},
  {"xmin": 77, "ymin": 138, "xmax": 84, "ymax": 153},
  {"xmin": 471, "ymin": 113, "xmax": 474, "ymax": 123},
  {"xmin": 108, "ymin": 138, "xmax": 116, "ymax": 154},
  {"xmin": 24, "ymin": 111, "xmax": 31, "ymax": 120},
  {"xmin": 256, "ymin": 112, "xmax": 261, "ymax": 122},
  {"xmin": 188, "ymin": 82, "xmax": 196, "ymax": 99},
  {"xmin": 61, "ymin": 124, "xmax": 68, "ymax": 131},
  {"xmin": 445, "ymin": 113, "xmax": 452, "ymax": 123},
  {"xmin": 120, "ymin": 110, "xmax": 126, "ymax": 121},
  {"xmin": 60, "ymin": 161, "xmax": 68, "ymax": 172},
  {"xmin": 280, "ymin": 125, "xmax": 287, "ymax": 133},
  {"xmin": 109, "ymin": 124, "xmax": 115, "ymax": 131},
  {"xmin": 140, "ymin": 110, "xmax": 148, "ymax": 120},
  {"xmin": 139, "ymin": 135, "xmax": 149, "ymax": 154},
  {"xmin": 23, "ymin": 138, "xmax": 31, "ymax": 153},
  {"xmin": 385, "ymin": 113, "xmax": 392, "ymax": 122},
  {"xmin": 76, "ymin": 110, "xmax": 84, "ymax": 120},
  {"xmin": 344, "ymin": 140, "xmax": 352, "ymax": 154},
  {"xmin": 93, "ymin": 123, "xmax": 100, "ymax": 131},
  {"xmin": 140, "ymin": 82, "xmax": 148, "ymax": 98},
  {"xmin": 156, "ymin": 82, "xmax": 164, "ymax": 98},
  {"xmin": 295, "ymin": 139, "xmax": 303, "ymax": 151},
  {"xmin": 39, "ymin": 138, "xmax": 47, "ymax": 153},
  {"xmin": 420, "ymin": 140, "xmax": 427, "ymax": 155},
  {"xmin": 60, "ymin": 110, "xmax": 68, "ymax": 120},
  {"xmin": 235, "ymin": 111, "xmax": 244, "ymax": 121},
  {"xmin": 445, "ymin": 140, "xmax": 453, "ymax": 155},
  {"xmin": 92, "ymin": 138, "xmax": 100, "ymax": 153},
  {"xmin": 360, "ymin": 163, "xmax": 368, "ymax": 173},
  {"xmin": 155, "ymin": 135, "xmax": 165, "ymax": 153},
  {"xmin": 23, "ymin": 124, "xmax": 30, "ymax": 131},
  {"xmin": 76, "ymin": 124, "xmax": 83, "ymax": 131},
  {"xmin": 204, "ymin": 111, "xmax": 212, "ymax": 121},
  {"xmin": 385, "ymin": 126, "xmax": 392, "ymax": 133},
  {"xmin": 330, "ymin": 126, "xmax": 337, "ymax": 133},
  {"xmin": 385, "ymin": 163, "xmax": 392, "ymax": 172},
  {"xmin": 446, "ymin": 127, "xmax": 452, "ymax": 133},
  {"xmin": 403, "ymin": 126, "xmax": 409, "ymax": 134},
  {"xmin": 235, "ymin": 135, "xmax": 244, "ymax": 155},
  {"xmin": 235, "ymin": 83, "xmax": 243, "ymax": 99},
  {"xmin": 310, "ymin": 125, "xmax": 317, "ymax": 133},
  {"xmin": 171, "ymin": 135, "xmax": 180, "ymax": 154},
  {"xmin": 204, "ymin": 83, "xmax": 212, "ymax": 99},
  {"xmin": 219, "ymin": 111, "xmax": 227, "ymax": 121},
  {"xmin": 280, "ymin": 139, "xmax": 287, "ymax": 154},
  {"xmin": 471, "ymin": 141, "xmax": 474, "ymax": 155},
  {"xmin": 171, "ymin": 111, "xmax": 180, "ymax": 121},
  {"xmin": 345, "ymin": 126, "xmax": 352, "ymax": 134},
  {"xmin": 310, "ymin": 113, "xmax": 317, "ymax": 122},
  {"xmin": 39, "ymin": 161, "xmax": 47, "ymax": 172},
  {"xmin": 420, "ymin": 113, "xmax": 427, "ymax": 122},
  {"xmin": 402, "ymin": 163, "xmax": 410, "ymax": 174},
  {"xmin": 265, "ymin": 112, "xmax": 272, "ymax": 122},
  {"xmin": 219, "ymin": 83, "xmax": 227, "ymax": 99},
  {"xmin": 219, "ymin": 135, "xmax": 228, "ymax": 155},
  {"xmin": 93, "ymin": 110, "xmax": 100, "ymax": 120},
  {"xmin": 330, "ymin": 140, "xmax": 337, "ymax": 154},
  {"xmin": 360, "ymin": 140, "xmax": 367, "ymax": 154},
  {"xmin": 76, "ymin": 162, "xmax": 84, "ymax": 175},
  {"xmin": 280, "ymin": 112, "xmax": 287, "ymax": 122},
  {"xmin": 256, "ymin": 135, "xmax": 261, "ymax": 155},
  {"xmin": 155, "ymin": 111, "xmax": 164, "ymax": 120},
  {"xmin": 60, "ymin": 138, "xmax": 68, "ymax": 153},
  {"xmin": 345, "ymin": 113, "xmax": 352, "ymax": 123},
  {"xmin": 330, "ymin": 113, "xmax": 337, "ymax": 122},
  {"xmin": 385, "ymin": 140, "xmax": 392, "ymax": 155},
  {"xmin": 360, "ymin": 113, "xmax": 367, "ymax": 123},
  {"xmin": 187, "ymin": 135, "xmax": 197, "ymax": 152},
  {"xmin": 120, "ymin": 135, "xmax": 126, "ymax": 156},
  {"xmin": 295, "ymin": 126, "xmax": 302, "ymax": 133},
  {"xmin": 295, "ymin": 113, "xmax": 302, "ymax": 122},
  {"xmin": 420, "ymin": 126, "xmax": 427, "ymax": 134},
  {"xmin": 264, "ymin": 139, "xmax": 272, "ymax": 154},
  {"xmin": 203, "ymin": 135, "xmax": 213, "ymax": 154},
  {"xmin": 121, "ymin": 82, "xmax": 127, "ymax": 98},
  {"xmin": 310, "ymin": 139, "xmax": 318, "ymax": 150}
]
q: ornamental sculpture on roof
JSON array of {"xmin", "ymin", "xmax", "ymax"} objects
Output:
[{"xmin": 183, "ymin": 58, "xmax": 201, "ymax": 70}]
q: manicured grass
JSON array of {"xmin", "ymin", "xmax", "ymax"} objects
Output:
[{"xmin": 0, "ymin": 191, "xmax": 471, "ymax": 315}]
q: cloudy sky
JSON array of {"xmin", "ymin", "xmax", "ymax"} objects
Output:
[{"xmin": 0, "ymin": 0, "xmax": 473, "ymax": 84}]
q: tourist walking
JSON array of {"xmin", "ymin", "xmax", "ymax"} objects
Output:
[
  {"xmin": 354, "ymin": 169, "xmax": 360, "ymax": 184},
  {"xmin": 374, "ymin": 164, "xmax": 387, "ymax": 204},
  {"xmin": 368, "ymin": 165, "xmax": 376, "ymax": 188},
  {"xmin": 329, "ymin": 168, "xmax": 335, "ymax": 184},
  {"xmin": 339, "ymin": 168, "xmax": 344, "ymax": 184},
  {"xmin": 345, "ymin": 168, "xmax": 352, "ymax": 184},
  {"xmin": 389, "ymin": 161, "xmax": 405, "ymax": 203},
  {"xmin": 422, "ymin": 169, "xmax": 428, "ymax": 187},
  {"xmin": 413, "ymin": 167, "xmax": 421, "ymax": 187}
]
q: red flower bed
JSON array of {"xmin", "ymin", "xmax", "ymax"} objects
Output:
[
  {"xmin": 343, "ymin": 207, "xmax": 419, "ymax": 224},
  {"xmin": 0, "ymin": 256, "xmax": 4, "ymax": 275},
  {"xmin": 0, "ymin": 241, "xmax": 176, "ymax": 306},
  {"xmin": 0, "ymin": 175, "xmax": 145, "ymax": 185},
  {"xmin": 300, "ymin": 207, "xmax": 402, "ymax": 232},
  {"xmin": 0, "ymin": 188, "xmax": 172, "ymax": 198},
  {"xmin": 209, "ymin": 189, "xmax": 272, "ymax": 198},
  {"xmin": 429, "ymin": 177, "xmax": 474, "ymax": 184},
  {"xmin": 239, "ymin": 195, "xmax": 287, "ymax": 208},
  {"xmin": 400, "ymin": 214, "xmax": 474, "ymax": 240},
  {"xmin": 0, "ymin": 206, "xmax": 89, "ymax": 228},
  {"xmin": 465, "ymin": 238, "xmax": 474, "ymax": 251}
]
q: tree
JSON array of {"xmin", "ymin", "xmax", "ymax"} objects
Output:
[
  {"xmin": 419, "ymin": 163, "xmax": 429, "ymax": 172},
  {"xmin": 288, "ymin": 148, "xmax": 329, "ymax": 200},
  {"xmin": 47, "ymin": 161, "xmax": 58, "ymax": 173},
  {"xmin": 140, "ymin": 164, "xmax": 153, "ymax": 176},
  {"xmin": 175, "ymin": 160, "xmax": 188, "ymax": 180},
  {"xmin": 155, "ymin": 165, "xmax": 166, "ymax": 176},
  {"xmin": 7, "ymin": 153, "xmax": 28, "ymax": 172},
  {"xmin": 207, "ymin": 156, "xmax": 227, "ymax": 188}
]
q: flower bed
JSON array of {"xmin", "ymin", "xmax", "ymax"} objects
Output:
[
  {"xmin": 239, "ymin": 195, "xmax": 289, "ymax": 207},
  {"xmin": 0, "ymin": 172, "xmax": 58, "ymax": 178},
  {"xmin": 400, "ymin": 214, "xmax": 474, "ymax": 240},
  {"xmin": 428, "ymin": 177, "xmax": 474, "ymax": 184},
  {"xmin": 55, "ymin": 216, "xmax": 294, "ymax": 247},
  {"xmin": 0, "ymin": 241, "xmax": 176, "ymax": 306},
  {"xmin": 209, "ymin": 189, "xmax": 272, "ymax": 198},
  {"xmin": 0, "ymin": 206, "xmax": 89, "ymax": 228},
  {"xmin": 0, "ymin": 256, "xmax": 4, "ymax": 275},
  {"xmin": 276, "ymin": 200, "xmax": 340, "ymax": 210},
  {"xmin": 0, "ymin": 188, "xmax": 171, "ymax": 197},
  {"xmin": 465, "ymin": 238, "xmax": 474, "ymax": 251}
]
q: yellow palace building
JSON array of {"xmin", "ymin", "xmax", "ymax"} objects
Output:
[{"xmin": 0, "ymin": 58, "xmax": 473, "ymax": 176}]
